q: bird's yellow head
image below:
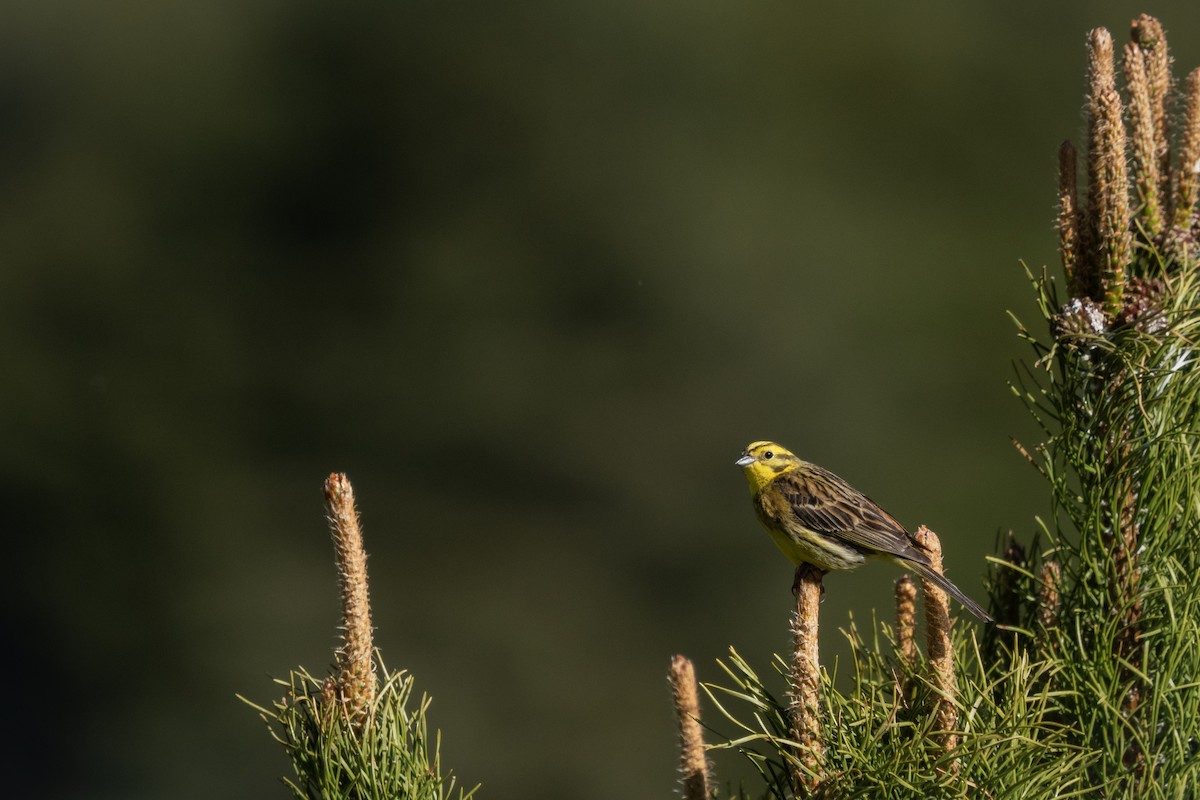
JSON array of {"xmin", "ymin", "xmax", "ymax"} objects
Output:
[{"xmin": 736, "ymin": 441, "xmax": 802, "ymax": 493}]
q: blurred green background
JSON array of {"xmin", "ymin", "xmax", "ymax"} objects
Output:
[{"xmin": 5, "ymin": 2, "xmax": 1200, "ymax": 797}]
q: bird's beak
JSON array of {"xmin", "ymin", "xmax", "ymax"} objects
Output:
[{"xmin": 735, "ymin": 453, "xmax": 755, "ymax": 467}]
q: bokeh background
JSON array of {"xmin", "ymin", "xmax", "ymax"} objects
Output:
[{"xmin": 5, "ymin": 2, "xmax": 1200, "ymax": 797}]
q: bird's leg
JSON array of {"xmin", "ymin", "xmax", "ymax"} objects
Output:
[{"xmin": 792, "ymin": 564, "xmax": 827, "ymax": 600}]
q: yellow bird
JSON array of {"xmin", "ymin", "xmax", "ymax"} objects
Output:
[{"xmin": 736, "ymin": 440, "xmax": 992, "ymax": 622}]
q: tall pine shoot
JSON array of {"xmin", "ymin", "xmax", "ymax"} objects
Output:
[{"xmin": 241, "ymin": 475, "xmax": 476, "ymax": 800}]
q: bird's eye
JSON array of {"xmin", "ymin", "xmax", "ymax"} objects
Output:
[{"xmin": 764, "ymin": 451, "xmax": 774, "ymax": 459}]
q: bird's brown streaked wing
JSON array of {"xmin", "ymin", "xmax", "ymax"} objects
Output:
[{"xmin": 776, "ymin": 465, "xmax": 931, "ymax": 564}]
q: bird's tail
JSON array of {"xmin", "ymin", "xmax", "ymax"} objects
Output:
[{"xmin": 908, "ymin": 561, "xmax": 993, "ymax": 623}]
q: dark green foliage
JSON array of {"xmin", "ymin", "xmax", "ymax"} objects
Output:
[
  {"xmin": 241, "ymin": 662, "xmax": 477, "ymax": 800},
  {"xmin": 704, "ymin": 624, "xmax": 1095, "ymax": 798},
  {"xmin": 1010, "ymin": 259, "xmax": 1200, "ymax": 793}
]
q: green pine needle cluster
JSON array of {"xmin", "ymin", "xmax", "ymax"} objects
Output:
[
  {"xmin": 1005, "ymin": 260, "xmax": 1200, "ymax": 791},
  {"xmin": 702, "ymin": 624, "xmax": 1092, "ymax": 799},
  {"xmin": 242, "ymin": 661, "xmax": 476, "ymax": 800}
]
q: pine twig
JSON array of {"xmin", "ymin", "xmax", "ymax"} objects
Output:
[
  {"xmin": 1036, "ymin": 561, "xmax": 1061, "ymax": 633},
  {"xmin": 668, "ymin": 655, "xmax": 711, "ymax": 800},
  {"xmin": 1058, "ymin": 140, "xmax": 1085, "ymax": 292},
  {"xmin": 894, "ymin": 575, "xmax": 917, "ymax": 705},
  {"xmin": 1172, "ymin": 69, "xmax": 1200, "ymax": 233},
  {"xmin": 895, "ymin": 575, "xmax": 917, "ymax": 670},
  {"xmin": 1085, "ymin": 27, "xmax": 1132, "ymax": 318},
  {"xmin": 322, "ymin": 472, "xmax": 377, "ymax": 722},
  {"xmin": 1130, "ymin": 14, "xmax": 1172, "ymax": 190},
  {"xmin": 790, "ymin": 563, "xmax": 825, "ymax": 793},
  {"xmin": 997, "ymin": 536, "xmax": 1027, "ymax": 628},
  {"xmin": 914, "ymin": 527, "xmax": 959, "ymax": 761},
  {"xmin": 1124, "ymin": 41, "xmax": 1164, "ymax": 237}
]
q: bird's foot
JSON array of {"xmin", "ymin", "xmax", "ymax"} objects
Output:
[{"xmin": 792, "ymin": 564, "xmax": 827, "ymax": 599}]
